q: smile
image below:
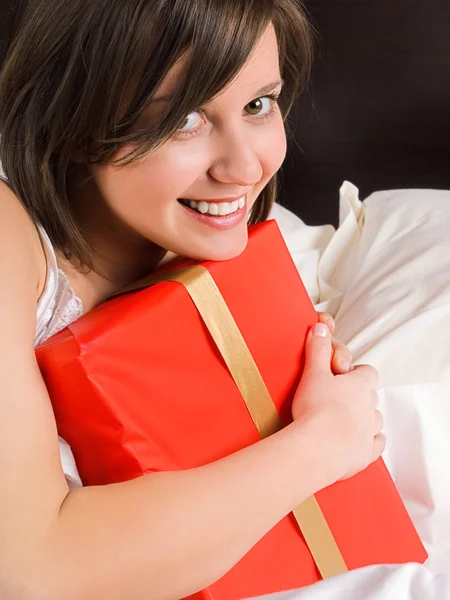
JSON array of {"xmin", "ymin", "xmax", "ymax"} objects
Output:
[{"xmin": 178, "ymin": 196, "xmax": 246, "ymax": 217}]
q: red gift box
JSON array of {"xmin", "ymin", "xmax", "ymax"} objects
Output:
[{"xmin": 36, "ymin": 220, "xmax": 427, "ymax": 599}]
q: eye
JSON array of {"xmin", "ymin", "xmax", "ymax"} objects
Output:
[
  {"xmin": 178, "ymin": 111, "xmax": 205, "ymax": 132},
  {"xmin": 244, "ymin": 96, "xmax": 273, "ymax": 117}
]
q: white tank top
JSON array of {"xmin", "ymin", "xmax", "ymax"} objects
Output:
[{"xmin": 34, "ymin": 226, "xmax": 84, "ymax": 490}]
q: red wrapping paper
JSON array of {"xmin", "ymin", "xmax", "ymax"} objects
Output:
[{"xmin": 36, "ymin": 220, "xmax": 427, "ymax": 599}]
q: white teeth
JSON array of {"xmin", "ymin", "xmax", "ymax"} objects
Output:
[
  {"xmin": 218, "ymin": 202, "xmax": 231, "ymax": 216},
  {"xmin": 182, "ymin": 196, "xmax": 246, "ymax": 216}
]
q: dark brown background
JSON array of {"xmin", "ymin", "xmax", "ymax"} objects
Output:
[
  {"xmin": 1, "ymin": 0, "xmax": 449, "ymax": 226},
  {"xmin": 279, "ymin": 0, "xmax": 450, "ymax": 225}
]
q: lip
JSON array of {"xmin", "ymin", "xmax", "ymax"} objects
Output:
[{"xmin": 179, "ymin": 196, "xmax": 248, "ymax": 231}]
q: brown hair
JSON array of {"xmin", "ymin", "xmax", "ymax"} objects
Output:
[{"xmin": 0, "ymin": 0, "xmax": 312, "ymax": 269}]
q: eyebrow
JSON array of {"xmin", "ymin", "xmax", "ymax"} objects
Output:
[
  {"xmin": 150, "ymin": 80, "xmax": 284, "ymax": 104},
  {"xmin": 253, "ymin": 80, "xmax": 284, "ymax": 97}
]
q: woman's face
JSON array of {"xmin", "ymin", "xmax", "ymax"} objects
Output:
[{"xmin": 87, "ymin": 24, "xmax": 286, "ymax": 263}]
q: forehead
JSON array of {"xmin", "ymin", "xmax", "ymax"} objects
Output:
[
  {"xmin": 218, "ymin": 24, "xmax": 281, "ymax": 100},
  {"xmin": 156, "ymin": 23, "xmax": 281, "ymax": 103}
]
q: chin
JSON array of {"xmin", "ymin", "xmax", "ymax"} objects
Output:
[{"xmin": 186, "ymin": 229, "xmax": 249, "ymax": 263}]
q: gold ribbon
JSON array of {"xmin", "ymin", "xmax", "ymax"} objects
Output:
[{"xmin": 118, "ymin": 265, "xmax": 348, "ymax": 579}]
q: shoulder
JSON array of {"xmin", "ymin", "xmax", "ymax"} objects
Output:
[{"xmin": 0, "ymin": 179, "xmax": 46, "ymax": 333}]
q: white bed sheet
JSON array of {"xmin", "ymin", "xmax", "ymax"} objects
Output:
[{"xmin": 260, "ymin": 186, "xmax": 450, "ymax": 600}]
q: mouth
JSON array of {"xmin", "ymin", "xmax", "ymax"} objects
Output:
[{"xmin": 177, "ymin": 196, "xmax": 246, "ymax": 217}]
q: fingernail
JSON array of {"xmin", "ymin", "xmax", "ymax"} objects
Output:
[
  {"xmin": 339, "ymin": 359, "xmax": 350, "ymax": 371},
  {"xmin": 313, "ymin": 323, "xmax": 329, "ymax": 338},
  {"xmin": 326, "ymin": 317, "xmax": 336, "ymax": 332}
]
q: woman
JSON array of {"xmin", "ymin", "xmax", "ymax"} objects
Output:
[{"xmin": 0, "ymin": 1, "xmax": 383, "ymax": 597}]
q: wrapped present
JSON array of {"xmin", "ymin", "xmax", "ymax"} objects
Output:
[{"xmin": 36, "ymin": 220, "xmax": 427, "ymax": 599}]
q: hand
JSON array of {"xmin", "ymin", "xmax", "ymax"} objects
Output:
[
  {"xmin": 292, "ymin": 321, "xmax": 385, "ymax": 484},
  {"xmin": 317, "ymin": 312, "xmax": 353, "ymax": 375}
]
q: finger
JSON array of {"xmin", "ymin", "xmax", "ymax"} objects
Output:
[
  {"xmin": 304, "ymin": 323, "xmax": 333, "ymax": 376},
  {"xmin": 349, "ymin": 364, "xmax": 379, "ymax": 389},
  {"xmin": 374, "ymin": 409, "xmax": 384, "ymax": 435},
  {"xmin": 372, "ymin": 391, "xmax": 379, "ymax": 409},
  {"xmin": 317, "ymin": 312, "xmax": 335, "ymax": 335},
  {"xmin": 331, "ymin": 341, "xmax": 353, "ymax": 374},
  {"xmin": 371, "ymin": 433, "xmax": 387, "ymax": 463}
]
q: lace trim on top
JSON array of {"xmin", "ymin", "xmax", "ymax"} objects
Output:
[{"xmin": 34, "ymin": 227, "xmax": 84, "ymax": 348}]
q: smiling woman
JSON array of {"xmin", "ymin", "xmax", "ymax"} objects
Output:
[
  {"xmin": 70, "ymin": 24, "xmax": 289, "ymax": 280},
  {"xmin": 0, "ymin": 0, "xmax": 311, "ymax": 276},
  {"xmin": 0, "ymin": 2, "xmax": 382, "ymax": 599}
]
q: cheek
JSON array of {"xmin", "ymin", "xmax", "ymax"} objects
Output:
[
  {"xmin": 94, "ymin": 144, "xmax": 207, "ymax": 209},
  {"xmin": 259, "ymin": 118, "xmax": 287, "ymax": 179}
]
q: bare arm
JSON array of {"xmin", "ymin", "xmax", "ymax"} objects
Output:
[{"xmin": 0, "ymin": 184, "xmax": 334, "ymax": 600}]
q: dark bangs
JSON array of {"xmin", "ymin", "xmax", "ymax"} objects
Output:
[
  {"xmin": 106, "ymin": 0, "xmax": 313, "ymax": 166},
  {"xmin": 102, "ymin": 0, "xmax": 275, "ymax": 164},
  {"xmin": 0, "ymin": 0, "xmax": 312, "ymax": 267}
]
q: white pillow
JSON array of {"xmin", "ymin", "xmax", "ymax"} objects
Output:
[
  {"xmin": 269, "ymin": 202, "xmax": 335, "ymax": 305},
  {"xmin": 326, "ymin": 183, "xmax": 450, "ymax": 388}
]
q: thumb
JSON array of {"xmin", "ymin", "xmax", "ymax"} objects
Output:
[{"xmin": 304, "ymin": 322, "xmax": 333, "ymax": 375}]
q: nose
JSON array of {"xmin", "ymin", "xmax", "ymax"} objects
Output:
[{"xmin": 208, "ymin": 126, "xmax": 264, "ymax": 187}]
